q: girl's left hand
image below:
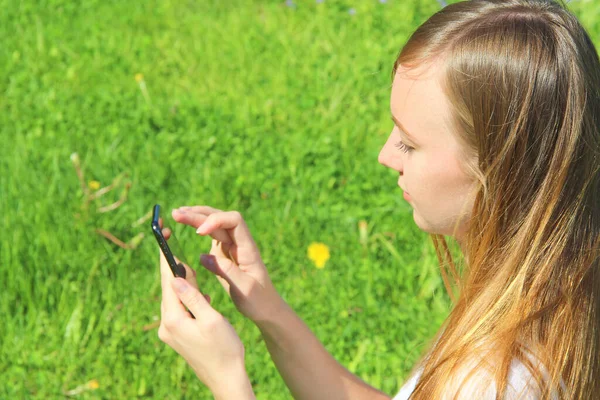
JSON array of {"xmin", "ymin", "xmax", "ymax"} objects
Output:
[{"xmin": 157, "ymin": 223, "xmax": 249, "ymax": 395}]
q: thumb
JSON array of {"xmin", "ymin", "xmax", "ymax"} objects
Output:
[
  {"xmin": 170, "ymin": 278, "xmax": 209, "ymax": 317},
  {"xmin": 204, "ymin": 255, "xmax": 252, "ymax": 289}
]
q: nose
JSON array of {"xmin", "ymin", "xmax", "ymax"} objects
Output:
[
  {"xmin": 378, "ymin": 132, "xmax": 403, "ymax": 173},
  {"xmin": 377, "ymin": 147, "xmax": 389, "ymax": 167},
  {"xmin": 377, "ymin": 146, "xmax": 390, "ymax": 167}
]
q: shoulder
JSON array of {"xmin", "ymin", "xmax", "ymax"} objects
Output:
[
  {"xmin": 394, "ymin": 352, "xmax": 559, "ymax": 400},
  {"xmin": 446, "ymin": 356, "xmax": 545, "ymax": 399}
]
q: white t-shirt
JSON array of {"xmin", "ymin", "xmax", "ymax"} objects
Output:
[{"xmin": 393, "ymin": 351, "xmax": 565, "ymax": 399}]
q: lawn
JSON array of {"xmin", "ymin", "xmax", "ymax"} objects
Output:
[{"xmin": 2, "ymin": 0, "xmax": 599, "ymax": 398}]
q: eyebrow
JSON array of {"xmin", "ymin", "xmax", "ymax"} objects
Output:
[{"xmin": 390, "ymin": 114, "xmax": 418, "ymax": 142}]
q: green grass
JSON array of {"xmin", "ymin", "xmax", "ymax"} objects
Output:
[{"xmin": 2, "ymin": 0, "xmax": 599, "ymax": 398}]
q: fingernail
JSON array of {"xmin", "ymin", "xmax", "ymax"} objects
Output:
[
  {"xmin": 175, "ymin": 208, "xmax": 187, "ymax": 214},
  {"xmin": 172, "ymin": 278, "xmax": 188, "ymax": 293},
  {"xmin": 196, "ymin": 225, "xmax": 205, "ymax": 234}
]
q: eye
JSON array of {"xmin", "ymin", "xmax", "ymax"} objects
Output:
[{"xmin": 394, "ymin": 140, "xmax": 413, "ymax": 153}]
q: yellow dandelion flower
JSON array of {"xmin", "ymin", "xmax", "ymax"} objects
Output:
[
  {"xmin": 135, "ymin": 73, "xmax": 144, "ymax": 83},
  {"xmin": 88, "ymin": 180, "xmax": 101, "ymax": 190},
  {"xmin": 88, "ymin": 379, "xmax": 100, "ymax": 389},
  {"xmin": 308, "ymin": 242, "xmax": 330, "ymax": 269}
]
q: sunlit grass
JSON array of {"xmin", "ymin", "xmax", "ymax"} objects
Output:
[{"xmin": 2, "ymin": 0, "xmax": 598, "ymax": 398}]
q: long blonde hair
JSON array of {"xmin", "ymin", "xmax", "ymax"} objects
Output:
[{"xmin": 393, "ymin": 1, "xmax": 600, "ymax": 398}]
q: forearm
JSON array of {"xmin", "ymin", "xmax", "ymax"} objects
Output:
[{"xmin": 256, "ymin": 300, "xmax": 390, "ymax": 400}]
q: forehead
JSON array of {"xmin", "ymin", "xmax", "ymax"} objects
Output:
[{"xmin": 391, "ymin": 64, "xmax": 454, "ymax": 144}]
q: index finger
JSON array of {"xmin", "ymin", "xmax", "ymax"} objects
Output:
[
  {"xmin": 172, "ymin": 206, "xmax": 231, "ymax": 244},
  {"xmin": 198, "ymin": 211, "xmax": 258, "ymax": 252},
  {"xmin": 174, "ymin": 205, "xmax": 223, "ymax": 224}
]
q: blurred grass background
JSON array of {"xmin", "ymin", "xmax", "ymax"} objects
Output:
[{"xmin": 1, "ymin": 0, "xmax": 599, "ymax": 398}]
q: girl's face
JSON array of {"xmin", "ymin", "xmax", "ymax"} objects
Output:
[{"xmin": 378, "ymin": 63, "xmax": 477, "ymax": 239}]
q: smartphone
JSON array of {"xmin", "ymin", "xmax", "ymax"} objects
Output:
[{"xmin": 151, "ymin": 204, "xmax": 187, "ymax": 278}]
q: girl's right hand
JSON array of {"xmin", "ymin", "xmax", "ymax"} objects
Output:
[{"xmin": 172, "ymin": 206, "xmax": 285, "ymax": 324}]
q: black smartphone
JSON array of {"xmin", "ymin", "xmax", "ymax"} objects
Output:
[{"xmin": 151, "ymin": 204, "xmax": 187, "ymax": 278}]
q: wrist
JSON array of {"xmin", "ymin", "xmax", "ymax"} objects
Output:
[
  {"xmin": 254, "ymin": 296, "xmax": 291, "ymax": 331},
  {"xmin": 210, "ymin": 363, "xmax": 255, "ymax": 400}
]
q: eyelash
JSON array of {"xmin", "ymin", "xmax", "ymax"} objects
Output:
[{"xmin": 394, "ymin": 140, "xmax": 413, "ymax": 153}]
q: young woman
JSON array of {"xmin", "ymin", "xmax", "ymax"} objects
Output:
[{"xmin": 157, "ymin": 0, "xmax": 600, "ymax": 398}]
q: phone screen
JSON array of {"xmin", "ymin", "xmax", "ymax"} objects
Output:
[{"xmin": 151, "ymin": 204, "xmax": 187, "ymax": 278}]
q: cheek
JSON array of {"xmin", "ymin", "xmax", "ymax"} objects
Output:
[
  {"xmin": 404, "ymin": 154, "xmax": 428, "ymax": 191},
  {"xmin": 424, "ymin": 155, "xmax": 472, "ymax": 209},
  {"xmin": 411, "ymin": 153, "xmax": 457, "ymax": 197}
]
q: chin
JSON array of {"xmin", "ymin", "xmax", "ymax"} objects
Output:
[
  {"xmin": 412, "ymin": 212, "xmax": 445, "ymax": 236},
  {"xmin": 411, "ymin": 210, "xmax": 429, "ymax": 232}
]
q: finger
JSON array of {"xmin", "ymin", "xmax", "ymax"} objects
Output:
[
  {"xmin": 172, "ymin": 208, "xmax": 231, "ymax": 244},
  {"xmin": 200, "ymin": 252, "xmax": 228, "ymax": 277},
  {"xmin": 160, "ymin": 247, "xmax": 187, "ymax": 318},
  {"xmin": 173, "ymin": 256, "xmax": 199, "ymax": 290},
  {"xmin": 172, "ymin": 209, "xmax": 209, "ymax": 227},
  {"xmin": 210, "ymin": 239, "xmax": 238, "ymax": 276},
  {"xmin": 199, "ymin": 253, "xmax": 232, "ymax": 294},
  {"xmin": 179, "ymin": 205, "xmax": 223, "ymax": 214},
  {"xmin": 203, "ymin": 256, "xmax": 233, "ymax": 294},
  {"xmin": 215, "ymin": 275, "xmax": 230, "ymax": 296},
  {"xmin": 197, "ymin": 211, "xmax": 259, "ymax": 261},
  {"xmin": 210, "ymin": 238, "xmax": 237, "ymax": 265},
  {"xmin": 162, "ymin": 227, "xmax": 171, "ymax": 241},
  {"xmin": 170, "ymin": 278, "xmax": 212, "ymax": 318},
  {"xmin": 200, "ymin": 252, "xmax": 249, "ymax": 296},
  {"xmin": 171, "ymin": 205, "xmax": 223, "ymax": 226},
  {"xmin": 196, "ymin": 246, "xmax": 233, "ymax": 289}
]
